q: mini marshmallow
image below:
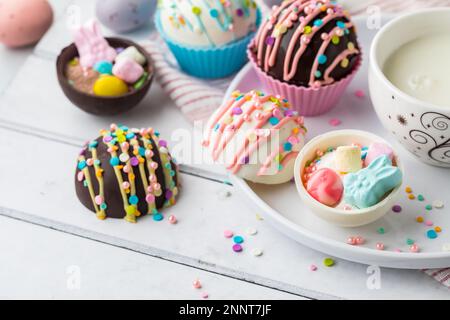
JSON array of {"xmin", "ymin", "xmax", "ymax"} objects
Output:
[
  {"xmin": 364, "ymin": 142, "xmax": 394, "ymax": 166},
  {"xmin": 113, "ymin": 58, "xmax": 144, "ymax": 84},
  {"xmin": 334, "ymin": 146, "xmax": 362, "ymax": 173},
  {"xmin": 115, "ymin": 46, "xmax": 146, "ymax": 65},
  {"xmin": 306, "ymin": 168, "xmax": 344, "ymax": 207}
]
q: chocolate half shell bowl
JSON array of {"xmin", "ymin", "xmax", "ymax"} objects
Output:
[{"xmin": 56, "ymin": 37, "xmax": 154, "ymax": 116}]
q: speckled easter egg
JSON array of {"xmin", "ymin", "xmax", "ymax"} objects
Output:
[
  {"xmin": 0, "ymin": 0, "xmax": 53, "ymax": 48},
  {"xmin": 95, "ymin": 0, "xmax": 156, "ymax": 33}
]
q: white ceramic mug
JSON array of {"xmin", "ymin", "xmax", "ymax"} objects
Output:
[{"xmin": 369, "ymin": 8, "xmax": 450, "ymax": 168}]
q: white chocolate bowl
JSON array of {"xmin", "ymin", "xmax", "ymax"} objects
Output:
[
  {"xmin": 294, "ymin": 130, "xmax": 404, "ymax": 227},
  {"xmin": 369, "ymin": 9, "xmax": 450, "ymax": 168}
]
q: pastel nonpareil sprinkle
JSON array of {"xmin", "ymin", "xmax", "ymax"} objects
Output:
[
  {"xmin": 433, "ymin": 200, "xmax": 444, "ymax": 209},
  {"xmin": 328, "ymin": 118, "xmax": 342, "ymax": 127},
  {"xmin": 251, "ymin": 248, "xmax": 263, "ymax": 257},
  {"xmin": 354, "ymin": 89, "xmax": 365, "ymax": 98}
]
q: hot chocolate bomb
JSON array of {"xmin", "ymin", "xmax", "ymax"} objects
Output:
[
  {"xmin": 251, "ymin": 0, "xmax": 360, "ymax": 87},
  {"xmin": 75, "ymin": 124, "xmax": 179, "ymax": 223}
]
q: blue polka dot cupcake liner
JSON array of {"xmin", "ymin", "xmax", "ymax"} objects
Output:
[{"xmin": 155, "ymin": 10, "xmax": 261, "ymax": 79}]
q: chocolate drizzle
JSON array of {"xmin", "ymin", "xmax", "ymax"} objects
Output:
[
  {"xmin": 75, "ymin": 124, "xmax": 179, "ymax": 223},
  {"xmin": 251, "ymin": 0, "xmax": 360, "ymax": 87}
]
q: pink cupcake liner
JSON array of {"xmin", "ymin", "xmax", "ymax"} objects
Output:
[{"xmin": 247, "ymin": 47, "xmax": 362, "ymax": 117}]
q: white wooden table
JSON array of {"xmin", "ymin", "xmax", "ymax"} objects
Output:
[{"xmin": 0, "ymin": 0, "xmax": 448, "ymax": 300}]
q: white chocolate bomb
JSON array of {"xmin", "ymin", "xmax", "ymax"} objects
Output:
[{"xmin": 203, "ymin": 90, "xmax": 306, "ymax": 184}]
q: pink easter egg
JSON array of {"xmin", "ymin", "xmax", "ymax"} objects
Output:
[
  {"xmin": 0, "ymin": 0, "xmax": 53, "ymax": 48},
  {"xmin": 306, "ymin": 168, "xmax": 343, "ymax": 207}
]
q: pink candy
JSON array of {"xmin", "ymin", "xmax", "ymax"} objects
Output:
[
  {"xmin": 364, "ymin": 142, "xmax": 394, "ymax": 166},
  {"xmin": 73, "ymin": 20, "xmax": 117, "ymax": 68},
  {"xmin": 113, "ymin": 58, "xmax": 144, "ymax": 84},
  {"xmin": 306, "ymin": 168, "xmax": 344, "ymax": 207}
]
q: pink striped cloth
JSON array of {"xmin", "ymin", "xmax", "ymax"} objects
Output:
[{"xmin": 144, "ymin": 0, "xmax": 450, "ymax": 288}]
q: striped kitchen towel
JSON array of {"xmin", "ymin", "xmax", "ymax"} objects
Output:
[{"xmin": 144, "ymin": 0, "xmax": 450, "ymax": 288}]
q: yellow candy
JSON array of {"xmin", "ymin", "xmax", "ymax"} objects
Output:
[
  {"xmin": 93, "ymin": 75, "xmax": 129, "ymax": 97},
  {"xmin": 341, "ymin": 58, "xmax": 349, "ymax": 68}
]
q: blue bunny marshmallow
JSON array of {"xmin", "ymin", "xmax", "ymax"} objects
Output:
[{"xmin": 343, "ymin": 155, "xmax": 402, "ymax": 209}]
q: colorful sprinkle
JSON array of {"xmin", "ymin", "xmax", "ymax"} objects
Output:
[
  {"xmin": 233, "ymin": 236, "xmax": 244, "ymax": 244},
  {"xmin": 129, "ymin": 195, "xmax": 139, "ymax": 205},
  {"xmin": 310, "ymin": 264, "xmax": 318, "ymax": 271},
  {"xmin": 323, "ymin": 258, "xmax": 335, "ymax": 267},
  {"xmin": 193, "ymin": 279, "xmax": 202, "ymax": 289},
  {"xmin": 192, "ymin": 6, "xmax": 201, "ymax": 15},
  {"xmin": 406, "ymin": 238, "xmax": 415, "ymax": 245},
  {"xmin": 347, "ymin": 236, "xmax": 356, "ymax": 245},
  {"xmin": 408, "ymin": 194, "xmax": 415, "ymax": 200},
  {"xmin": 336, "ymin": 21, "xmax": 346, "ymax": 29},
  {"xmin": 110, "ymin": 157, "xmax": 119, "ymax": 166},
  {"xmin": 283, "ymin": 142, "xmax": 293, "ymax": 152},
  {"xmin": 209, "ymin": 8, "xmax": 219, "ymax": 18},
  {"xmin": 266, "ymin": 36, "xmax": 275, "ymax": 46},
  {"xmin": 269, "ymin": 117, "xmax": 280, "ymax": 125},
  {"xmin": 392, "ymin": 205, "xmax": 402, "ymax": 213},
  {"xmin": 232, "ymin": 107, "xmax": 243, "ymax": 115},
  {"xmin": 405, "ymin": 186, "xmax": 412, "ymax": 193},
  {"xmin": 433, "ymin": 200, "xmax": 444, "ymax": 208},
  {"xmin": 201, "ymin": 292, "xmax": 209, "ymax": 299},
  {"xmin": 168, "ymin": 215, "xmax": 177, "ymax": 224},
  {"xmin": 377, "ymin": 227, "xmax": 385, "ymax": 235},
  {"xmin": 328, "ymin": 118, "xmax": 341, "ymax": 127},
  {"xmin": 252, "ymin": 248, "xmax": 263, "ymax": 257},
  {"xmin": 354, "ymin": 90, "xmax": 365, "ymax": 98},
  {"xmin": 425, "ymin": 220, "xmax": 433, "ymax": 227},
  {"xmin": 416, "ymin": 216, "xmax": 424, "ymax": 223},
  {"xmin": 78, "ymin": 160, "xmax": 87, "ymax": 170},
  {"xmin": 331, "ymin": 35, "xmax": 340, "ymax": 45},
  {"xmin": 355, "ymin": 236, "xmax": 365, "ymax": 245},
  {"xmin": 417, "ymin": 194, "xmax": 424, "ymax": 201},
  {"xmin": 318, "ymin": 54, "xmax": 327, "ymax": 65},
  {"xmin": 410, "ymin": 244, "xmax": 420, "ymax": 253},
  {"xmin": 435, "ymin": 226, "xmax": 442, "ymax": 233},
  {"xmin": 153, "ymin": 213, "xmax": 163, "ymax": 221},
  {"xmin": 425, "ymin": 204, "xmax": 433, "ymax": 211},
  {"xmin": 427, "ymin": 229, "xmax": 438, "ymax": 239},
  {"xmin": 224, "ymin": 230, "xmax": 234, "ymax": 238},
  {"xmin": 376, "ymin": 242, "xmax": 385, "ymax": 250},
  {"xmin": 232, "ymin": 244, "xmax": 243, "ymax": 252}
]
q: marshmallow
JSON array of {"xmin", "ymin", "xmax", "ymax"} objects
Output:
[
  {"xmin": 115, "ymin": 46, "xmax": 146, "ymax": 66},
  {"xmin": 364, "ymin": 142, "xmax": 394, "ymax": 166},
  {"xmin": 113, "ymin": 58, "xmax": 144, "ymax": 84},
  {"xmin": 307, "ymin": 168, "xmax": 344, "ymax": 207},
  {"xmin": 344, "ymin": 155, "xmax": 402, "ymax": 209},
  {"xmin": 334, "ymin": 146, "xmax": 362, "ymax": 173}
]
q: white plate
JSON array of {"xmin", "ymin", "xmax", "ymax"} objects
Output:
[{"xmin": 226, "ymin": 16, "xmax": 450, "ymax": 269}]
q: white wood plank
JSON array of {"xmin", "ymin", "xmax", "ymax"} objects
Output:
[
  {"xmin": 0, "ymin": 128, "xmax": 448, "ymax": 300},
  {"xmin": 0, "ymin": 215, "xmax": 301, "ymax": 300}
]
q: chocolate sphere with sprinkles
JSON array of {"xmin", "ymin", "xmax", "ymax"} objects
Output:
[
  {"xmin": 75, "ymin": 124, "xmax": 179, "ymax": 223},
  {"xmin": 251, "ymin": 0, "xmax": 361, "ymax": 87}
]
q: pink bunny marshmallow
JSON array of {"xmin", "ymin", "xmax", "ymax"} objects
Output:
[{"xmin": 73, "ymin": 20, "xmax": 117, "ymax": 68}]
